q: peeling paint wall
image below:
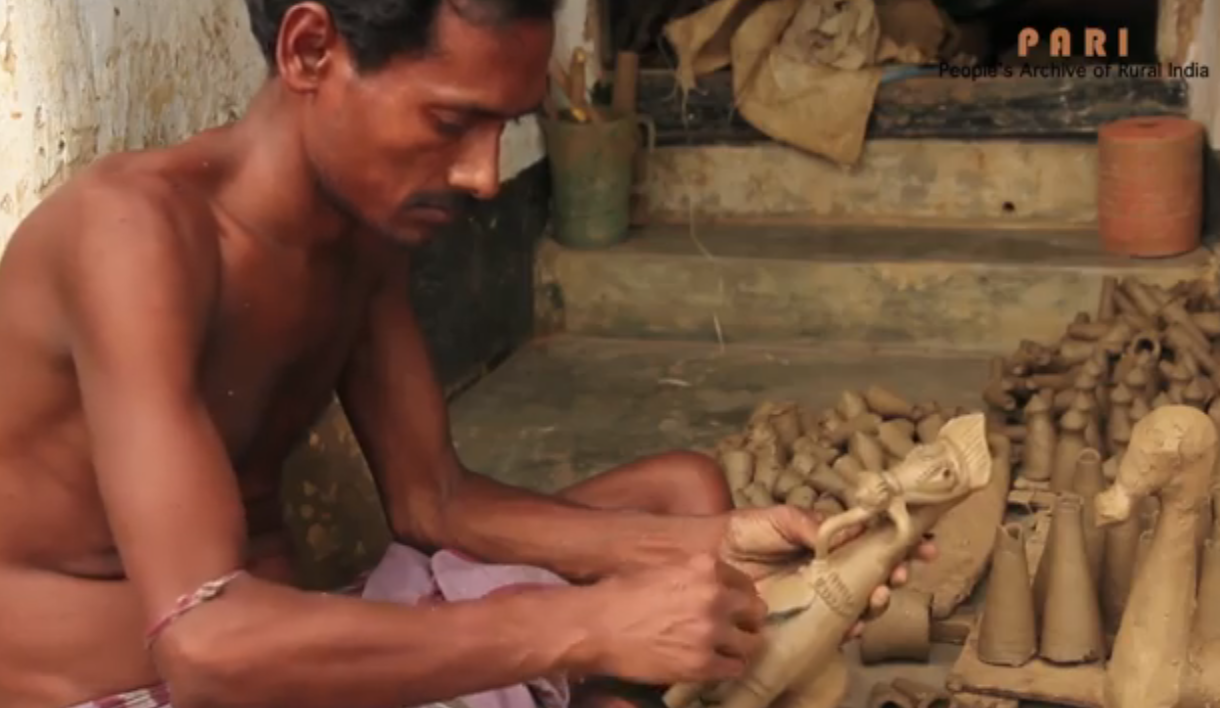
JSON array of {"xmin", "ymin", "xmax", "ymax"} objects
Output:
[
  {"xmin": 0, "ymin": 0, "xmax": 550, "ymax": 251},
  {"xmin": 0, "ymin": 1, "xmax": 262, "ymax": 249}
]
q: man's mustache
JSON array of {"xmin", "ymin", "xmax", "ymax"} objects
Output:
[{"xmin": 403, "ymin": 190, "xmax": 477, "ymax": 214}]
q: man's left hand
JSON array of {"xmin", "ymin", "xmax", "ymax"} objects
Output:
[{"xmin": 717, "ymin": 504, "xmax": 938, "ymax": 638}]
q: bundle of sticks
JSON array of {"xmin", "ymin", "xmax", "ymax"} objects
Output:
[
  {"xmin": 714, "ymin": 389, "xmax": 975, "ymax": 513},
  {"xmin": 985, "ymin": 275, "xmax": 1220, "ymax": 487}
]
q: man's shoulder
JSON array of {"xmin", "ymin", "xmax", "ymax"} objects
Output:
[{"xmin": 43, "ymin": 152, "xmax": 223, "ymax": 282}]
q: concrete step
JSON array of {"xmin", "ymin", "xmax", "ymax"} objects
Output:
[
  {"xmin": 541, "ymin": 223, "xmax": 1215, "ymax": 354},
  {"xmin": 638, "ymin": 141, "xmax": 1100, "ymax": 227}
]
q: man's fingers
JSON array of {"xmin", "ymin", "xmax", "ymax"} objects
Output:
[
  {"xmin": 868, "ymin": 584, "xmax": 891, "ymax": 614},
  {"xmin": 726, "ymin": 590, "xmax": 769, "ymax": 632},
  {"xmin": 782, "ymin": 508, "xmax": 827, "ymax": 553},
  {"xmin": 716, "ymin": 559, "xmax": 760, "ymax": 592},
  {"xmin": 714, "ymin": 624, "xmax": 765, "ymax": 662},
  {"xmin": 914, "ymin": 539, "xmax": 939, "ymax": 562},
  {"xmin": 889, "ymin": 563, "xmax": 909, "ymax": 587},
  {"xmin": 694, "ymin": 655, "xmax": 748, "ymax": 682}
]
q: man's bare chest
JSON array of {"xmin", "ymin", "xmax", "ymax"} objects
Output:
[{"xmin": 199, "ymin": 245, "xmax": 381, "ymax": 478}]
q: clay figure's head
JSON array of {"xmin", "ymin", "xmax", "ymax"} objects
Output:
[
  {"xmin": 888, "ymin": 412, "xmax": 991, "ymax": 502},
  {"xmin": 1096, "ymin": 404, "xmax": 1219, "ymax": 527},
  {"xmin": 245, "ymin": 0, "xmax": 554, "ymax": 246}
]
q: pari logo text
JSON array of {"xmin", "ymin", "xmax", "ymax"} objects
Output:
[{"xmin": 1017, "ymin": 27, "xmax": 1129, "ymax": 58}]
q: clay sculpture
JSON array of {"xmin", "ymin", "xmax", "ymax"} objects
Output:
[
  {"xmin": 1094, "ymin": 404, "xmax": 1220, "ymax": 708},
  {"xmin": 985, "ymin": 277, "xmax": 1220, "ymax": 490},
  {"xmin": 665, "ymin": 413, "xmax": 993, "ymax": 708},
  {"xmin": 714, "ymin": 392, "xmax": 979, "ymax": 519},
  {"xmin": 904, "ymin": 435, "xmax": 1012, "ymax": 619}
]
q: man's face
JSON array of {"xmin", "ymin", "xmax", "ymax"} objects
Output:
[{"xmin": 280, "ymin": 3, "xmax": 553, "ymax": 245}]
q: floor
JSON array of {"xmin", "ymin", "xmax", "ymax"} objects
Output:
[{"xmin": 447, "ymin": 335, "xmax": 997, "ymax": 707}]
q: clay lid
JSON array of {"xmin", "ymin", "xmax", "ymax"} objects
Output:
[{"xmin": 1099, "ymin": 116, "xmax": 1205, "ymax": 144}]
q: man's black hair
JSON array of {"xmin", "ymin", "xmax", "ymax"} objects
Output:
[{"xmin": 246, "ymin": 0, "xmax": 558, "ymax": 72}]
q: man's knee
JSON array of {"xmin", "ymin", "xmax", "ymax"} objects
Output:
[{"xmin": 653, "ymin": 450, "xmax": 732, "ymax": 516}]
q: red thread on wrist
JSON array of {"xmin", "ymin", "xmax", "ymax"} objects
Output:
[{"xmin": 145, "ymin": 570, "xmax": 247, "ymax": 648}]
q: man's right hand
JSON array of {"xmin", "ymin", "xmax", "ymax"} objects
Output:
[{"xmin": 580, "ymin": 553, "xmax": 768, "ymax": 684}]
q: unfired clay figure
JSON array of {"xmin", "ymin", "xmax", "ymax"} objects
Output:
[
  {"xmin": 664, "ymin": 413, "xmax": 993, "ymax": 708},
  {"xmin": 1094, "ymin": 404, "xmax": 1220, "ymax": 708}
]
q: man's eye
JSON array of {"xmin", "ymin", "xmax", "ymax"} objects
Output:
[{"xmin": 431, "ymin": 113, "xmax": 470, "ymax": 137}]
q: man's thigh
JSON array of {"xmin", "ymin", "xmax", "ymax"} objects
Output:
[{"xmin": 556, "ymin": 450, "xmax": 732, "ymax": 517}]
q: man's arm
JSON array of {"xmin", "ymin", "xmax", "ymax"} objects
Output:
[
  {"xmin": 65, "ymin": 182, "xmax": 604, "ymax": 708},
  {"xmin": 338, "ymin": 252, "xmax": 722, "ymax": 583}
]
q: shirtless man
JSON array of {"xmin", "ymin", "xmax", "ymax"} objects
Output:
[{"xmin": 0, "ymin": 1, "xmax": 934, "ymax": 706}]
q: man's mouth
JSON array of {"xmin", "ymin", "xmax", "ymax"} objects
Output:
[{"xmin": 410, "ymin": 206, "xmax": 455, "ymax": 224}]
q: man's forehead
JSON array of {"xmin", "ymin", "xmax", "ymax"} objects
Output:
[{"xmin": 383, "ymin": 10, "xmax": 551, "ymax": 116}]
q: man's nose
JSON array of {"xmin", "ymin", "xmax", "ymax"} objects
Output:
[{"xmin": 448, "ymin": 126, "xmax": 502, "ymax": 201}]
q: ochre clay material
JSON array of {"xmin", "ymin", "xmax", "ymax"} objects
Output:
[
  {"xmin": 665, "ymin": 414, "xmax": 993, "ymax": 708},
  {"xmin": 1107, "ymin": 383, "xmax": 1135, "ymax": 455},
  {"xmin": 916, "ymin": 413, "xmax": 946, "ymax": 444},
  {"xmin": 906, "ymin": 435, "xmax": 1013, "ymax": 619},
  {"xmin": 849, "ymin": 431, "xmax": 887, "ymax": 471},
  {"xmin": 837, "ymin": 390, "xmax": 870, "ymax": 420},
  {"xmin": 977, "ymin": 523, "xmax": 1037, "ymax": 667},
  {"xmin": 877, "ymin": 421, "xmax": 917, "ymax": 458},
  {"xmin": 858, "ymin": 588, "xmax": 932, "ymax": 664},
  {"xmin": 1194, "ymin": 538, "xmax": 1220, "ymax": 644},
  {"xmin": 1094, "ymin": 405, "xmax": 1219, "ymax": 708},
  {"xmin": 867, "ymin": 682, "xmax": 914, "ymax": 708},
  {"xmin": 1100, "ymin": 506, "xmax": 1141, "ymax": 638},
  {"xmin": 1021, "ymin": 393, "xmax": 1055, "ymax": 483},
  {"xmin": 1072, "ymin": 448, "xmax": 1107, "ymax": 584},
  {"xmin": 721, "ymin": 448, "xmax": 755, "ymax": 491},
  {"xmin": 863, "ymin": 385, "xmax": 915, "ymax": 419},
  {"xmin": 771, "ymin": 653, "xmax": 849, "ymax": 708},
  {"xmin": 785, "ymin": 485, "xmax": 816, "ymax": 509},
  {"xmin": 1039, "ymin": 493, "xmax": 1105, "ymax": 664},
  {"xmin": 889, "ymin": 678, "xmax": 951, "ymax": 708},
  {"xmin": 1050, "ymin": 409, "xmax": 1087, "ymax": 492},
  {"xmin": 833, "ymin": 454, "xmax": 865, "ymax": 482}
]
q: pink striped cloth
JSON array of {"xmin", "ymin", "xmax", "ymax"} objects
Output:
[{"xmin": 70, "ymin": 544, "xmax": 572, "ymax": 708}]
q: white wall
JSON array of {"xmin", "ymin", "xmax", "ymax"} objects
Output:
[{"xmin": 0, "ymin": 0, "xmax": 557, "ymax": 251}]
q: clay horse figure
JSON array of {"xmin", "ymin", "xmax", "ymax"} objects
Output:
[{"xmin": 665, "ymin": 412, "xmax": 993, "ymax": 708}]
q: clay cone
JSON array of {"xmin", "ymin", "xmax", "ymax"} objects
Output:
[
  {"xmin": 1021, "ymin": 393, "xmax": 1056, "ymax": 483},
  {"xmin": 1039, "ymin": 493, "xmax": 1105, "ymax": 664},
  {"xmin": 1195, "ymin": 538, "xmax": 1220, "ymax": 644},
  {"xmin": 1100, "ymin": 510, "xmax": 1141, "ymax": 639},
  {"xmin": 977, "ymin": 523, "xmax": 1038, "ymax": 666},
  {"xmin": 1072, "ymin": 448, "xmax": 1107, "ymax": 584},
  {"xmin": 1050, "ymin": 409, "xmax": 1088, "ymax": 492}
]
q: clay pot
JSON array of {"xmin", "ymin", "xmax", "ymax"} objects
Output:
[
  {"xmin": 1039, "ymin": 493, "xmax": 1105, "ymax": 664},
  {"xmin": 977, "ymin": 523, "xmax": 1038, "ymax": 666},
  {"xmin": 858, "ymin": 588, "xmax": 932, "ymax": 664}
]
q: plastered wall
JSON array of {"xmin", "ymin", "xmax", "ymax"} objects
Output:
[{"xmin": 0, "ymin": 0, "xmax": 551, "ymax": 252}]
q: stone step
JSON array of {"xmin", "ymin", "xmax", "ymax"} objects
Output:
[
  {"xmin": 638, "ymin": 140, "xmax": 1100, "ymax": 226},
  {"xmin": 541, "ymin": 223, "xmax": 1214, "ymax": 354}
]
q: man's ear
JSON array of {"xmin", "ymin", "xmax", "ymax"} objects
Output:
[{"xmin": 274, "ymin": 1, "xmax": 349, "ymax": 91}]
